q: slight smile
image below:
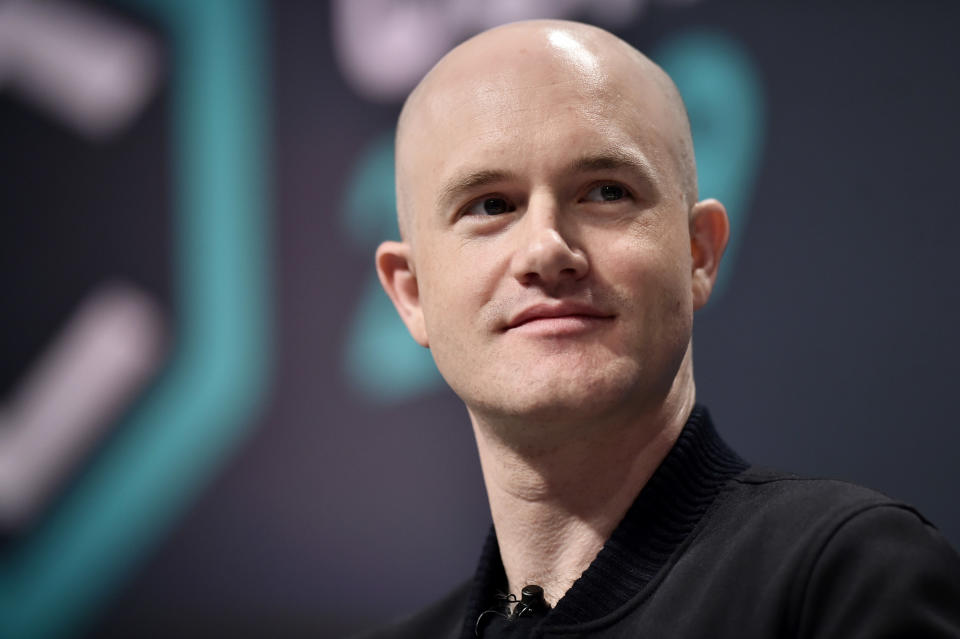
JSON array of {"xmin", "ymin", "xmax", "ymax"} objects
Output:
[{"xmin": 505, "ymin": 302, "xmax": 615, "ymax": 335}]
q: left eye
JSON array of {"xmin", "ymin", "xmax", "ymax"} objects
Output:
[
  {"xmin": 464, "ymin": 196, "xmax": 515, "ymax": 216},
  {"xmin": 583, "ymin": 183, "xmax": 628, "ymax": 202}
]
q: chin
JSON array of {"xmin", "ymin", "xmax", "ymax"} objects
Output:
[{"xmin": 487, "ymin": 359, "xmax": 647, "ymax": 425}]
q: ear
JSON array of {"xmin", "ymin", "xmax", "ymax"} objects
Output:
[
  {"xmin": 376, "ymin": 241, "xmax": 429, "ymax": 347},
  {"xmin": 689, "ymin": 198, "xmax": 730, "ymax": 311}
]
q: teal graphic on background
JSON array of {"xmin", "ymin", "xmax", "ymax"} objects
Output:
[
  {"xmin": 341, "ymin": 28, "xmax": 764, "ymax": 403},
  {"xmin": 654, "ymin": 29, "xmax": 765, "ymax": 296},
  {"xmin": 0, "ymin": 1, "xmax": 271, "ymax": 638},
  {"xmin": 341, "ymin": 132, "xmax": 444, "ymax": 402}
]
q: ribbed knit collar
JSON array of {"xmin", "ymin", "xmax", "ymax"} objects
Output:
[{"xmin": 462, "ymin": 404, "xmax": 749, "ymax": 638}]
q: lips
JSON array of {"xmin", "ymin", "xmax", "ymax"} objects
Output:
[{"xmin": 505, "ymin": 302, "xmax": 614, "ymax": 331}]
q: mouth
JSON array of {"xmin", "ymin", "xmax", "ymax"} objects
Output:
[{"xmin": 505, "ymin": 302, "xmax": 615, "ymax": 333}]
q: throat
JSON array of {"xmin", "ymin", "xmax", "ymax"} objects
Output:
[
  {"xmin": 470, "ymin": 387, "xmax": 697, "ymax": 609},
  {"xmin": 486, "ymin": 467, "xmax": 658, "ymax": 608}
]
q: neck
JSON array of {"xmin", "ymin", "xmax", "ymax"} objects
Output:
[{"xmin": 467, "ymin": 352, "xmax": 696, "ymax": 606}]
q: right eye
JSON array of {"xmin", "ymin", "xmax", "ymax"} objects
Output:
[{"xmin": 464, "ymin": 196, "xmax": 515, "ymax": 216}]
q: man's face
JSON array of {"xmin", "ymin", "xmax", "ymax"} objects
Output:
[{"xmin": 388, "ymin": 27, "xmax": 711, "ymax": 427}]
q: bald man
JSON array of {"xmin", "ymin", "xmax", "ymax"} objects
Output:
[{"xmin": 366, "ymin": 20, "xmax": 960, "ymax": 639}]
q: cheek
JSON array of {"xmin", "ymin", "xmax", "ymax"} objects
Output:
[
  {"xmin": 633, "ymin": 216, "xmax": 692, "ymax": 294},
  {"xmin": 417, "ymin": 251, "xmax": 490, "ymax": 348},
  {"xmin": 604, "ymin": 231, "xmax": 693, "ymax": 331},
  {"xmin": 608, "ymin": 223, "xmax": 689, "ymax": 286},
  {"xmin": 429, "ymin": 237, "xmax": 508, "ymax": 305}
]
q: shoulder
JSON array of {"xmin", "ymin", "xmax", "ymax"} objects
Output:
[
  {"xmin": 792, "ymin": 495, "xmax": 960, "ymax": 637},
  {"xmin": 708, "ymin": 467, "xmax": 960, "ymax": 636},
  {"xmin": 349, "ymin": 579, "xmax": 471, "ymax": 639},
  {"xmin": 710, "ymin": 466, "xmax": 956, "ymax": 578},
  {"xmin": 720, "ymin": 466, "xmax": 934, "ymax": 530}
]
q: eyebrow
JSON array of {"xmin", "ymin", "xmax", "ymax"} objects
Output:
[
  {"xmin": 569, "ymin": 149, "xmax": 657, "ymax": 181},
  {"xmin": 435, "ymin": 169, "xmax": 517, "ymax": 213},
  {"xmin": 434, "ymin": 149, "xmax": 657, "ymax": 213}
]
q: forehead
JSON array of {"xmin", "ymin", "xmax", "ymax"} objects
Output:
[
  {"xmin": 396, "ymin": 26, "xmax": 686, "ymax": 225},
  {"xmin": 414, "ymin": 51, "xmax": 670, "ymax": 172}
]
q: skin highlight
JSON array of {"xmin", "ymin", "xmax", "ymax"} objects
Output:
[{"xmin": 377, "ymin": 19, "xmax": 729, "ymax": 606}]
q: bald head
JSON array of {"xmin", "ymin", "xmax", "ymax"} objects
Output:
[
  {"xmin": 395, "ymin": 20, "xmax": 697, "ymax": 240},
  {"xmin": 377, "ymin": 19, "xmax": 730, "ymax": 428}
]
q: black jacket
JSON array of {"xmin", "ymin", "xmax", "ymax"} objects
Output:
[{"xmin": 358, "ymin": 406, "xmax": 960, "ymax": 638}]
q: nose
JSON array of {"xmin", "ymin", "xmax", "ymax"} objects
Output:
[{"xmin": 510, "ymin": 199, "xmax": 589, "ymax": 289}]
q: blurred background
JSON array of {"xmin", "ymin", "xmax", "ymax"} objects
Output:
[{"xmin": 1, "ymin": 0, "xmax": 958, "ymax": 637}]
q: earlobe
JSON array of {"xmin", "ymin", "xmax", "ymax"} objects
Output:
[
  {"xmin": 689, "ymin": 199, "xmax": 730, "ymax": 311},
  {"xmin": 375, "ymin": 241, "xmax": 429, "ymax": 347}
]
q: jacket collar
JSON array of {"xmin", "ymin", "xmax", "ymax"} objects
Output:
[{"xmin": 463, "ymin": 404, "xmax": 748, "ymax": 637}]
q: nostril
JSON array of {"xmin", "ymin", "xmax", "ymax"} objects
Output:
[{"xmin": 510, "ymin": 223, "xmax": 590, "ymax": 286}]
